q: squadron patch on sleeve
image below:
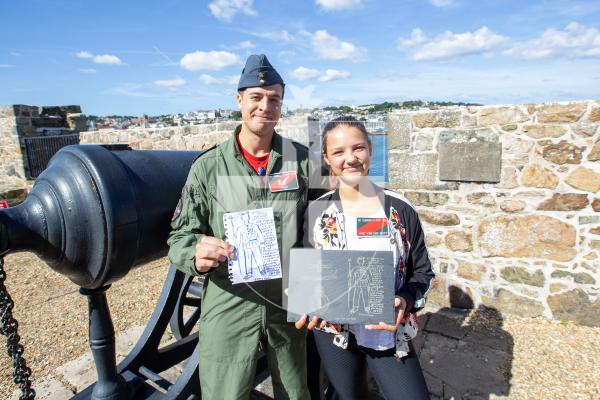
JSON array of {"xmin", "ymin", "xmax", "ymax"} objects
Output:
[{"xmin": 172, "ymin": 198, "xmax": 183, "ymax": 221}]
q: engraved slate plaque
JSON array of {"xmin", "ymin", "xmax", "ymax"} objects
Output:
[
  {"xmin": 438, "ymin": 142, "xmax": 502, "ymax": 182},
  {"xmin": 287, "ymin": 249, "xmax": 395, "ymax": 324}
]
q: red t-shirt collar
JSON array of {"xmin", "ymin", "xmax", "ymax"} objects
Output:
[{"xmin": 236, "ymin": 135, "xmax": 270, "ymax": 175}]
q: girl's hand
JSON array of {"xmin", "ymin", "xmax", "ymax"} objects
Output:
[
  {"xmin": 294, "ymin": 315, "xmax": 341, "ymax": 332},
  {"xmin": 294, "ymin": 314, "xmax": 321, "ymax": 330},
  {"xmin": 364, "ymin": 296, "xmax": 407, "ymax": 332}
]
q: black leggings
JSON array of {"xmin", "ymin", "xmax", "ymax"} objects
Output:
[{"xmin": 313, "ymin": 329, "xmax": 430, "ymax": 400}]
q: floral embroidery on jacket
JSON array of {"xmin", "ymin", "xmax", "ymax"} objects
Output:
[
  {"xmin": 314, "ymin": 204, "xmax": 346, "ymax": 249},
  {"xmin": 388, "ymin": 205, "xmax": 418, "ymax": 359},
  {"xmin": 389, "ymin": 206, "xmax": 410, "ymax": 282}
]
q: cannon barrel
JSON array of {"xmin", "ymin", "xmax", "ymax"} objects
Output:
[
  {"xmin": 0, "ymin": 144, "xmax": 200, "ymax": 288},
  {"xmin": 0, "ymin": 144, "xmax": 293, "ymax": 399}
]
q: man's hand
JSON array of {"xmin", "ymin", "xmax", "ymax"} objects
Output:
[
  {"xmin": 194, "ymin": 236, "xmax": 234, "ymax": 273},
  {"xmin": 365, "ymin": 296, "xmax": 407, "ymax": 332}
]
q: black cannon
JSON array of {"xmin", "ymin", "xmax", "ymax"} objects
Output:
[{"xmin": 0, "ymin": 144, "xmax": 237, "ymax": 399}]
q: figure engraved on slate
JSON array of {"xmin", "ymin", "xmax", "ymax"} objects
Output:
[
  {"xmin": 235, "ymin": 211, "xmax": 266, "ymax": 279},
  {"xmin": 349, "ymin": 257, "xmax": 372, "ymax": 314},
  {"xmin": 288, "ymin": 249, "xmax": 395, "ymax": 324}
]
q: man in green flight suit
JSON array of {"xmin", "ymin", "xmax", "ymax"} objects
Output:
[{"xmin": 168, "ymin": 54, "xmax": 315, "ymax": 399}]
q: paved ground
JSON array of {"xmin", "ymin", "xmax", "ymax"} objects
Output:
[
  {"xmin": 4, "ymin": 306, "xmax": 512, "ymax": 400},
  {"xmin": 2, "ymin": 252, "xmax": 600, "ymax": 399}
]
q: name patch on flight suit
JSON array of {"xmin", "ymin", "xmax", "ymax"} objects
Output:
[
  {"xmin": 356, "ymin": 217, "xmax": 389, "ymax": 238},
  {"xmin": 268, "ymin": 171, "xmax": 299, "ymax": 192}
]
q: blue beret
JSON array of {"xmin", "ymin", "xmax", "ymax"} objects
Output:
[{"xmin": 237, "ymin": 54, "xmax": 284, "ymax": 91}]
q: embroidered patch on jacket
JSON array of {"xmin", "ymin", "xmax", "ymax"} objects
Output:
[
  {"xmin": 319, "ymin": 212, "xmax": 344, "ymax": 248},
  {"xmin": 268, "ymin": 171, "xmax": 299, "ymax": 192},
  {"xmin": 172, "ymin": 198, "xmax": 182, "ymax": 221},
  {"xmin": 356, "ymin": 217, "xmax": 389, "ymax": 238},
  {"xmin": 389, "ymin": 206, "xmax": 410, "ymax": 275}
]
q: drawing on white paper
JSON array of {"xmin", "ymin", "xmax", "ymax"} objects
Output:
[
  {"xmin": 236, "ymin": 211, "xmax": 266, "ymax": 279},
  {"xmin": 223, "ymin": 208, "xmax": 282, "ymax": 284}
]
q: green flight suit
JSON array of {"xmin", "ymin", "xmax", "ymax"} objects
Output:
[{"xmin": 168, "ymin": 129, "xmax": 315, "ymax": 400}]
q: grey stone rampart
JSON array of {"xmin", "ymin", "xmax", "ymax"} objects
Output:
[
  {"xmin": 2, "ymin": 101, "xmax": 600, "ymax": 326},
  {"xmin": 388, "ymin": 101, "xmax": 600, "ymax": 326}
]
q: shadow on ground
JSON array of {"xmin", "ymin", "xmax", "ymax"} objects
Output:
[
  {"xmin": 304, "ymin": 285, "xmax": 514, "ymax": 400},
  {"xmin": 415, "ymin": 286, "xmax": 514, "ymax": 400}
]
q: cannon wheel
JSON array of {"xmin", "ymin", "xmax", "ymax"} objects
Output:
[
  {"xmin": 73, "ymin": 265, "xmax": 199, "ymax": 399},
  {"xmin": 168, "ymin": 274, "xmax": 202, "ymax": 340},
  {"xmin": 73, "ymin": 265, "xmax": 273, "ymax": 399}
]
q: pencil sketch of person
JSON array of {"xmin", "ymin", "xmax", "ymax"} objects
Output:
[{"xmin": 236, "ymin": 211, "xmax": 266, "ymax": 279}]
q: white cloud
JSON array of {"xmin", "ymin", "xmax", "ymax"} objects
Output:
[
  {"xmin": 226, "ymin": 75, "xmax": 239, "ymax": 84},
  {"xmin": 154, "ymin": 77, "xmax": 186, "ymax": 87},
  {"xmin": 76, "ymin": 51, "xmax": 93, "ymax": 59},
  {"xmin": 531, "ymin": 0, "xmax": 600, "ymax": 18},
  {"xmin": 208, "ymin": 0, "xmax": 257, "ymax": 22},
  {"xmin": 199, "ymin": 74, "xmax": 239, "ymax": 85},
  {"xmin": 429, "ymin": 0, "xmax": 457, "ymax": 7},
  {"xmin": 291, "ymin": 66, "xmax": 320, "ymax": 81},
  {"xmin": 504, "ymin": 22, "xmax": 600, "ymax": 59},
  {"xmin": 278, "ymin": 50, "xmax": 296, "ymax": 64},
  {"xmin": 305, "ymin": 30, "xmax": 367, "ymax": 62},
  {"xmin": 10, "ymin": 52, "xmax": 22, "ymax": 57},
  {"xmin": 76, "ymin": 50, "xmax": 123, "ymax": 65},
  {"xmin": 180, "ymin": 51, "xmax": 239, "ymax": 71},
  {"xmin": 222, "ymin": 40, "xmax": 256, "ymax": 50},
  {"xmin": 398, "ymin": 28, "xmax": 426, "ymax": 48},
  {"xmin": 315, "ymin": 0, "xmax": 361, "ymax": 11},
  {"xmin": 79, "ymin": 68, "xmax": 97, "ymax": 74},
  {"xmin": 92, "ymin": 54, "xmax": 123, "ymax": 65},
  {"xmin": 0, "ymin": 64, "xmax": 15, "ymax": 68},
  {"xmin": 199, "ymin": 74, "xmax": 220, "ymax": 85},
  {"xmin": 291, "ymin": 66, "xmax": 351, "ymax": 82},
  {"xmin": 398, "ymin": 26, "xmax": 508, "ymax": 61},
  {"xmin": 238, "ymin": 40, "xmax": 255, "ymax": 49},
  {"xmin": 254, "ymin": 30, "xmax": 294, "ymax": 42},
  {"xmin": 103, "ymin": 84, "xmax": 150, "ymax": 98},
  {"xmin": 320, "ymin": 69, "xmax": 351, "ymax": 81}
]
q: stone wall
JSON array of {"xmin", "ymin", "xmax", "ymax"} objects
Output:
[
  {"xmin": 79, "ymin": 114, "xmax": 311, "ymax": 149},
  {"xmin": 0, "ymin": 105, "xmax": 85, "ymax": 204},
  {"xmin": 388, "ymin": 100, "xmax": 600, "ymax": 326},
  {"xmin": 4, "ymin": 101, "xmax": 600, "ymax": 326},
  {"xmin": 0, "ymin": 106, "xmax": 31, "ymax": 204}
]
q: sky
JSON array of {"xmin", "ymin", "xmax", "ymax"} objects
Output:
[{"xmin": 1, "ymin": 0, "xmax": 599, "ymax": 116}]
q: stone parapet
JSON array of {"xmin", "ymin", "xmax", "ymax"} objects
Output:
[
  {"xmin": 0, "ymin": 105, "xmax": 27, "ymax": 200},
  {"xmin": 79, "ymin": 116, "xmax": 311, "ymax": 148},
  {"xmin": 2, "ymin": 101, "xmax": 599, "ymax": 326},
  {"xmin": 389, "ymin": 100, "xmax": 600, "ymax": 326},
  {"xmin": 0, "ymin": 104, "xmax": 89, "ymax": 201}
]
